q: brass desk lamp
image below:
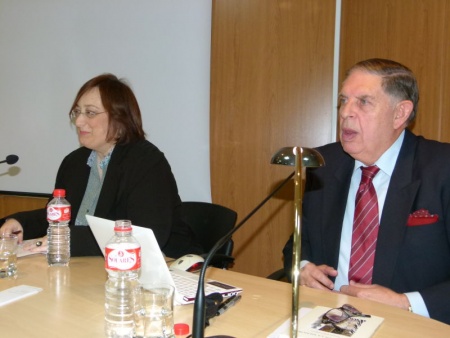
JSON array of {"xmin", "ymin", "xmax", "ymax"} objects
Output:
[{"xmin": 271, "ymin": 147, "xmax": 325, "ymax": 338}]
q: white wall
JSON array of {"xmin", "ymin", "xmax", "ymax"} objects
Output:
[{"xmin": 0, "ymin": 0, "xmax": 212, "ymax": 201}]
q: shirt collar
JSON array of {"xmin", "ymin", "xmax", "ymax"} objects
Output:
[
  {"xmin": 87, "ymin": 146, "xmax": 115, "ymax": 169},
  {"xmin": 353, "ymin": 130, "xmax": 405, "ymax": 176}
]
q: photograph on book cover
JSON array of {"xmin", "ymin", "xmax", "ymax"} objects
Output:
[
  {"xmin": 310, "ymin": 313, "xmax": 369, "ymax": 336},
  {"xmin": 298, "ymin": 305, "xmax": 384, "ymax": 338}
]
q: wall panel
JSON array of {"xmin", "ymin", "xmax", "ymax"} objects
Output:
[
  {"xmin": 210, "ymin": 0, "xmax": 336, "ymax": 277},
  {"xmin": 340, "ymin": 0, "xmax": 450, "ymax": 142},
  {"xmin": 0, "ymin": 195, "xmax": 48, "ymax": 219},
  {"xmin": 440, "ymin": 2, "xmax": 450, "ymax": 141}
]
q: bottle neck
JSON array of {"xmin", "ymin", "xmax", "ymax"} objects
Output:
[{"xmin": 114, "ymin": 231, "xmax": 132, "ymax": 237}]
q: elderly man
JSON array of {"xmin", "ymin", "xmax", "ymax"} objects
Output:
[{"xmin": 284, "ymin": 58, "xmax": 450, "ymax": 325}]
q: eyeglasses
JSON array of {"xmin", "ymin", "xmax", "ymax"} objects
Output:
[
  {"xmin": 322, "ymin": 304, "xmax": 371, "ymax": 331},
  {"xmin": 70, "ymin": 109, "xmax": 106, "ymax": 121}
]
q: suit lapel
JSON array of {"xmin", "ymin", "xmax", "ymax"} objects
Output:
[
  {"xmin": 321, "ymin": 153, "xmax": 354, "ymax": 268},
  {"xmin": 373, "ymin": 131, "xmax": 421, "ymax": 285},
  {"xmin": 67, "ymin": 149, "xmax": 92, "ymax": 220},
  {"xmin": 94, "ymin": 144, "xmax": 127, "ymax": 219}
]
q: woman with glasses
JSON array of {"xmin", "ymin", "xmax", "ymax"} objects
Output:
[{"xmin": 0, "ymin": 74, "xmax": 202, "ymax": 258}]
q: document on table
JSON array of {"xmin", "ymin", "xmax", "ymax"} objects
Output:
[
  {"xmin": 0, "ymin": 285, "xmax": 43, "ymax": 306},
  {"xmin": 268, "ymin": 306, "xmax": 384, "ymax": 338},
  {"xmin": 267, "ymin": 308, "xmax": 312, "ymax": 338}
]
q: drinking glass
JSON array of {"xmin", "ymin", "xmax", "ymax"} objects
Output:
[
  {"xmin": 134, "ymin": 283, "xmax": 175, "ymax": 338},
  {"xmin": 0, "ymin": 234, "xmax": 18, "ymax": 278}
]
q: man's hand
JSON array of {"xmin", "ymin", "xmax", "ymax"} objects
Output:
[
  {"xmin": 300, "ymin": 262, "xmax": 338, "ymax": 290},
  {"xmin": 340, "ymin": 281, "xmax": 411, "ymax": 310}
]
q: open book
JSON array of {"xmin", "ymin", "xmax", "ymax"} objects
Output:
[{"xmin": 268, "ymin": 306, "xmax": 384, "ymax": 338}]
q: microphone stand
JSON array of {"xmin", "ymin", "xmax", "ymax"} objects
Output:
[{"xmin": 192, "ymin": 171, "xmax": 295, "ymax": 338}]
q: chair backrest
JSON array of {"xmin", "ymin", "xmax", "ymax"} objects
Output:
[{"xmin": 180, "ymin": 201, "xmax": 237, "ymax": 256}]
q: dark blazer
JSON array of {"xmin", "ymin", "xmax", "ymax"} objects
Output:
[
  {"xmin": 4, "ymin": 140, "xmax": 202, "ymax": 258},
  {"xmin": 285, "ymin": 130, "xmax": 450, "ymax": 324}
]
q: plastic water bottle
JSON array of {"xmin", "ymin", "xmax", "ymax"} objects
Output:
[
  {"xmin": 46, "ymin": 188, "xmax": 71, "ymax": 266},
  {"xmin": 105, "ymin": 220, "xmax": 141, "ymax": 338}
]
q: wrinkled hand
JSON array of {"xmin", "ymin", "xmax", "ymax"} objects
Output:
[
  {"xmin": 340, "ymin": 281, "xmax": 410, "ymax": 310},
  {"xmin": 21, "ymin": 236, "xmax": 48, "ymax": 254},
  {"xmin": 300, "ymin": 262, "xmax": 338, "ymax": 290},
  {"xmin": 0, "ymin": 219, "xmax": 24, "ymax": 242}
]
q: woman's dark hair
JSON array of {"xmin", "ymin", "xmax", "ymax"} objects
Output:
[{"xmin": 70, "ymin": 73, "xmax": 146, "ymax": 144}]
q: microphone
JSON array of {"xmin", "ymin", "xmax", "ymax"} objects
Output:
[
  {"xmin": 192, "ymin": 171, "xmax": 295, "ymax": 338},
  {"xmin": 0, "ymin": 154, "xmax": 19, "ymax": 165}
]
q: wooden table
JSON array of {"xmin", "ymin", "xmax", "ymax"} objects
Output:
[{"xmin": 1, "ymin": 255, "xmax": 449, "ymax": 337}]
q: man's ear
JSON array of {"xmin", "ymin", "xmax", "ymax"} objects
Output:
[{"xmin": 393, "ymin": 100, "xmax": 414, "ymax": 129}]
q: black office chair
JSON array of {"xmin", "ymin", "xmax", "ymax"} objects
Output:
[
  {"xmin": 267, "ymin": 234, "xmax": 292, "ymax": 282},
  {"xmin": 181, "ymin": 201, "xmax": 237, "ymax": 269},
  {"xmin": 267, "ymin": 268, "xmax": 289, "ymax": 282}
]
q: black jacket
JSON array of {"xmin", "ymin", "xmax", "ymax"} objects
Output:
[{"xmin": 4, "ymin": 140, "xmax": 202, "ymax": 258}]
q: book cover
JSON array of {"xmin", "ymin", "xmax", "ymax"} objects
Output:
[{"xmin": 268, "ymin": 306, "xmax": 384, "ymax": 338}]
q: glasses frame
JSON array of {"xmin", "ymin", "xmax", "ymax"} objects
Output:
[
  {"xmin": 69, "ymin": 109, "xmax": 107, "ymax": 121},
  {"xmin": 321, "ymin": 304, "xmax": 371, "ymax": 331}
]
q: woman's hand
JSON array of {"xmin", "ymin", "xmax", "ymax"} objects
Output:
[
  {"xmin": 22, "ymin": 236, "xmax": 48, "ymax": 254},
  {"xmin": 0, "ymin": 219, "xmax": 24, "ymax": 242}
]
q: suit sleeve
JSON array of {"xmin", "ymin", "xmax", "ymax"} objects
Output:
[{"xmin": 418, "ymin": 199, "xmax": 450, "ymax": 324}]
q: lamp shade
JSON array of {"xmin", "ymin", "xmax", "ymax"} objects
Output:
[{"xmin": 271, "ymin": 146, "xmax": 324, "ymax": 168}]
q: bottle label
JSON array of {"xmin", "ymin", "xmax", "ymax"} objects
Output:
[
  {"xmin": 105, "ymin": 246, "xmax": 141, "ymax": 271},
  {"xmin": 47, "ymin": 205, "xmax": 71, "ymax": 222}
]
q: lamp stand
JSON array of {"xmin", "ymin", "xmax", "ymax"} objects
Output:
[
  {"xmin": 291, "ymin": 146, "xmax": 303, "ymax": 338},
  {"xmin": 271, "ymin": 146, "xmax": 325, "ymax": 338}
]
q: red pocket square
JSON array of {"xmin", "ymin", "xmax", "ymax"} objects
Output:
[{"xmin": 407, "ymin": 209, "xmax": 439, "ymax": 226}]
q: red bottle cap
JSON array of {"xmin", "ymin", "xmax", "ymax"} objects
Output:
[
  {"xmin": 174, "ymin": 323, "xmax": 190, "ymax": 336},
  {"xmin": 53, "ymin": 189, "xmax": 66, "ymax": 197}
]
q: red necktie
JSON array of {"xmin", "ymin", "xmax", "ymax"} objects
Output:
[{"xmin": 348, "ymin": 165, "xmax": 380, "ymax": 284}]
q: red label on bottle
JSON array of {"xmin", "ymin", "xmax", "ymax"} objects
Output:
[
  {"xmin": 47, "ymin": 205, "xmax": 71, "ymax": 222},
  {"xmin": 105, "ymin": 246, "xmax": 141, "ymax": 271}
]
